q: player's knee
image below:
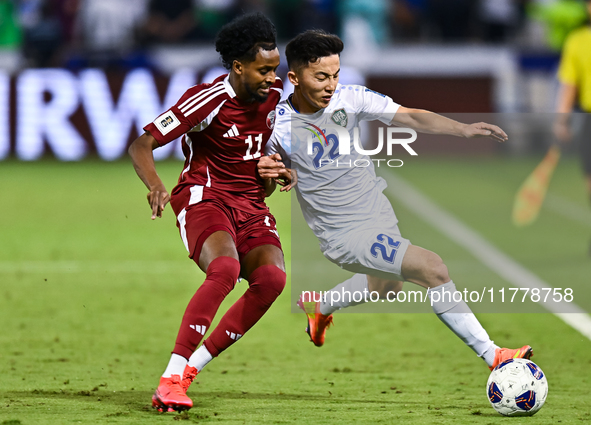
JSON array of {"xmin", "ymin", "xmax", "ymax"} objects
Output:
[
  {"xmin": 424, "ymin": 253, "xmax": 450, "ymax": 287},
  {"xmin": 260, "ymin": 265, "xmax": 286, "ymax": 296},
  {"xmin": 206, "ymin": 256, "xmax": 241, "ymax": 289},
  {"xmin": 250, "ymin": 265, "xmax": 286, "ymax": 304}
]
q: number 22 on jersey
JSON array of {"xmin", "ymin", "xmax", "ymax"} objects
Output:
[{"xmin": 243, "ymin": 134, "xmax": 263, "ymax": 160}]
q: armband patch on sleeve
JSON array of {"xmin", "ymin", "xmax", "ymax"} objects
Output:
[{"xmin": 154, "ymin": 111, "xmax": 181, "ymax": 135}]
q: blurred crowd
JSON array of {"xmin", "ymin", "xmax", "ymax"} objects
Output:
[{"xmin": 0, "ymin": 0, "xmax": 588, "ymax": 69}]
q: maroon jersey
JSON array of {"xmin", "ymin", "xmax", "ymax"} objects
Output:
[{"xmin": 144, "ymin": 74, "xmax": 282, "ymax": 215}]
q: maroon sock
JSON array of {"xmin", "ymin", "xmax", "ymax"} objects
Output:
[
  {"xmin": 172, "ymin": 256, "xmax": 240, "ymax": 359},
  {"xmin": 204, "ymin": 265, "xmax": 286, "ymax": 357}
]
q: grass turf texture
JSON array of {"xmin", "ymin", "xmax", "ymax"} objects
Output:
[{"xmin": 0, "ymin": 157, "xmax": 590, "ymax": 424}]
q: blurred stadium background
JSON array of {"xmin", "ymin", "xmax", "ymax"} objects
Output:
[{"xmin": 0, "ymin": 0, "xmax": 589, "ymax": 160}]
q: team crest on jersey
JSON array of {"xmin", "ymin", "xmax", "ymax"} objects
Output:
[
  {"xmin": 331, "ymin": 109, "xmax": 348, "ymax": 127},
  {"xmin": 266, "ymin": 110, "xmax": 276, "ymax": 129}
]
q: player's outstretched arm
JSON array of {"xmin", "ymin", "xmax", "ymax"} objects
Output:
[
  {"xmin": 391, "ymin": 106, "xmax": 508, "ymax": 143},
  {"xmin": 128, "ymin": 131, "xmax": 170, "ymax": 219}
]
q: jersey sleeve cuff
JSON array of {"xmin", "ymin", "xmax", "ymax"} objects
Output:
[
  {"xmin": 143, "ymin": 122, "xmax": 166, "ymax": 146},
  {"xmin": 378, "ymin": 102, "xmax": 400, "ymax": 125}
]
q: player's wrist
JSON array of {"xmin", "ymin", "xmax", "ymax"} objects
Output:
[
  {"xmin": 459, "ymin": 123, "xmax": 471, "ymax": 138},
  {"xmin": 148, "ymin": 182, "xmax": 167, "ymax": 193}
]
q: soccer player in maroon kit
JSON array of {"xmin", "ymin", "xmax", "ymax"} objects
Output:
[{"xmin": 128, "ymin": 13, "xmax": 287, "ymax": 412}]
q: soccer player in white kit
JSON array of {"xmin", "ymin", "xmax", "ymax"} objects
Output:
[{"xmin": 258, "ymin": 30, "xmax": 533, "ymax": 371}]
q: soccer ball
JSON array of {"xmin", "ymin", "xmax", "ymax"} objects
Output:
[{"xmin": 487, "ymin": 358, "xmax": 548, "ymax": 416}]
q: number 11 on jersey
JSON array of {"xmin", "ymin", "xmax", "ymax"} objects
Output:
[{"xmin": 243, "ymin": 134, "xmax": 263, "ymax": 160}]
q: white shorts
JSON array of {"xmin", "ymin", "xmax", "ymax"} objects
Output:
[{"xmin": 321, "ymin": 194, "xmax": 411, "ymax": 281}]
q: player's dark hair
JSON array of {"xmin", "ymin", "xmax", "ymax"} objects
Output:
[
  {"xmin": 215, "ymin": 13, "xmax": 277, "ymax": 70},
  {"xmin": 285, "ymin": 30, "xmax": 344, "ymax": 71}
]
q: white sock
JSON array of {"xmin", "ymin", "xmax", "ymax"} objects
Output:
[
  {"xmin": 319, "ymin": 274, "xmax": 369, "ymax": 315},
  {"xmin": 428, "ymin": 281, "xmax": 498, "ymax": 366},
  {"xmin": 481, "ymin": 344, "xmax": 498, "ymax": 367},
  {"xmin": 162, "ymin": 353, "xmax": 188, "ymax": 378},
  {"xmin": 188, "ymin": 345, "xmax": 213, "ymax": 372}
]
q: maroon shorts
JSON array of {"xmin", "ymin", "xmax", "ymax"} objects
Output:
[{"xmin": 176, "ymin": 200, "xmax": 282, "ymax": 262}]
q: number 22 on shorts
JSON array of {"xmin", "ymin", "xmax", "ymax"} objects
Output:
[{"xmin": 370, "ymin": 234, "xmax": 400, "ymax": 264}]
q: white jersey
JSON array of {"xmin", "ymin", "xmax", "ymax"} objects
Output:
[{"xmin": 266, "ymin": 84, "xmax": 400, "ymax": 251}]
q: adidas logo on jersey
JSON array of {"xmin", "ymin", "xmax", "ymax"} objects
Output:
[
  {"xmin": 226, "ymin": 330, "xmax": 242, "ymax": 341},
  {"xmin": 223, "ymin": 124, "xmax": 239, "ymax": 138},
  {"xmin": 190, "ymin": 324, "xmax": 206, "ymax": 335}
]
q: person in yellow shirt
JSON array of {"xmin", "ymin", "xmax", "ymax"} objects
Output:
[{"xmin": 554, "ymin": 0, "xmax": 591, "ymax": 252}]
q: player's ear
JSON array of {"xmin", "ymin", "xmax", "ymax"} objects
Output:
[
  {"xmin": 232, "ymin": 60, "xmax": 243, "ymax": 75},
  {"xmin": 287, "ymin": 70, "xmax": 298, "ymax": 86}
]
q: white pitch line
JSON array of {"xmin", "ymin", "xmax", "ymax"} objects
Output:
[
  {"xmin": 545, "ymin": 193, "xmax": 591, "ymax": 228},
  {"xmin": 381, "ymin": 172, "xmax": 591, "ymax": 341}
]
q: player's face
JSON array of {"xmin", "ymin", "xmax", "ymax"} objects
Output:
[
  {"xmin": 239, "ymin": 48, "xmax": 280, "ymax": 102},
  {"xmin": 290, "ymin": 54, "xmax": 340, "ymax": 113}
]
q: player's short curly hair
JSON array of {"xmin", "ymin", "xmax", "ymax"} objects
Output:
[
  {"xmin": 285, "ymin": 30, "xmax": 344, "ymax": 71},
  {"xmin": 215, "ymin": 13, "xmax": 277, "ymax": 70}
]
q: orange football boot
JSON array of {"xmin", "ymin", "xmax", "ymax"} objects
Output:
[
  {"xmin": 489, "ymin": 345, "xmax": 533, "ymax": 371},
  {"xmin": 152, "ymin": 374, "xmax": 193, "ymax": 412},
  {"xmin": 297, "ymin": 291, "xmax": 333, "ymax": 347}
]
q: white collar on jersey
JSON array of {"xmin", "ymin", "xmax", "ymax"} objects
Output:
[{"xmin": 223, "ymin": 75, "xmax": 237, "ymax": 98}]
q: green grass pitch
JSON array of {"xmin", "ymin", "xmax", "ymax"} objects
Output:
[{"xmin": 0, "ymin": 156, "xmax": 590, "ymax": 424}]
